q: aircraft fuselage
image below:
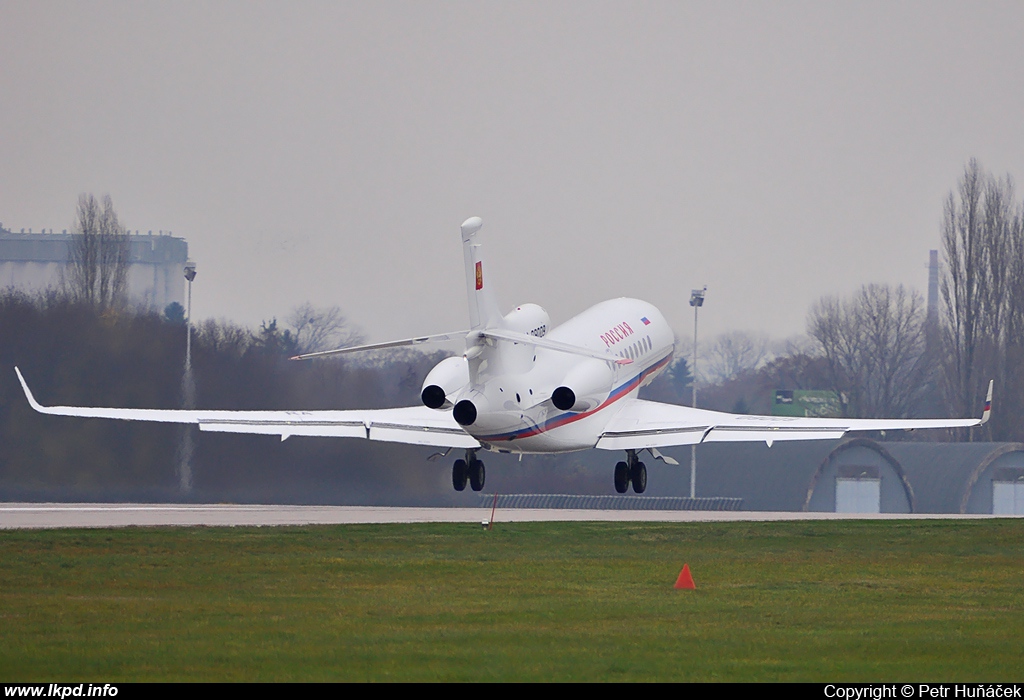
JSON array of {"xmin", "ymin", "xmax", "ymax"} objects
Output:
[{"xmin": 453, "ymin": 298, "xmax": 675, "ymax": 454}]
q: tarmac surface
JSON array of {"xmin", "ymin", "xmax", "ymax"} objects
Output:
[{"xmin": 0, "ymin": 503, "xmax": 1016, "ymax": 529}]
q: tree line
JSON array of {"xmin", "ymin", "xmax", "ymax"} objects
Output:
[
  {"xmin": 0, "ymin": 290, "xmax": 451, "ymax": 502},
  {"xmin": 699, "ymin": 160, "xmax": 1023, "ymax": 441}
]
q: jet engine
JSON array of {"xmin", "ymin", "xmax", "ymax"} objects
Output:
[
  {"xmin": 420, "ymin": 356, "xmax": 470, "ymax": 410},
  {"xmin": 551, "ymin": 358, "xmax": 614, "ymax": 413},
  {"xmin": 453, "ymin": 391, "xmax": 487, "ymax": 426},
  {"xmin": 499, "ymin": 303, "xmax": 551, "ymax": 374}
]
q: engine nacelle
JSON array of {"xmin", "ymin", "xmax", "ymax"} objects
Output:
[
  {"xmin": 551, "ymin": 358, "xmax": 614, "ymax": 412},
  {"xmin": 420, "ymin": 356, "xmax": 470, "ymax": 410},
  {"xmin": 498, "ymin": 303, "xmax": 550, "ymax": 374},
  {"xmin": 453, "ymin": 391, "xmax": 488, "ymax": 426}
]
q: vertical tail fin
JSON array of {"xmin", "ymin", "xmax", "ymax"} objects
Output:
[{"xmin": 461, "ymin": 217, "xmax": 502, "ymax": 330}]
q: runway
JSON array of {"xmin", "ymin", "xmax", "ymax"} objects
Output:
[{"xmin": 0, "ymin": 503, "xmax": 1014, "ymax": 529}]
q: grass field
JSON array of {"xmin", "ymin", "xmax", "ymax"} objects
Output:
[{"xmin": 1, "ymin": 519, "xmax": 1023, "ymax": 681}]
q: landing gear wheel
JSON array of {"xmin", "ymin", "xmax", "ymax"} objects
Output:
[
  {"xmin": 614, "ymin": 461, "xmax": 630, "ymax": 494},
  {"xmin": 469, "ymin": 459, "xmax": 486, "ymax": 492},
  {"xmin": 631, "ymin": 461, "xmax": 647, "ymax": 494},
  {"xmin": 452, "ymin": 459, "xmax": 468, "ymax": 491}
]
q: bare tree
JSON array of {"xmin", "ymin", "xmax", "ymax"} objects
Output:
[
  {"xmin": 286, "ymin": 303, "xmax": 364, "ymax": 355},
  {"xmin": 808, "ymin": 284, "xmax": 929, "ymax": 418},
  {"xmin": 97, "ymin": 195, "xmax": 130, "ymax": 309},
  {"xmin": 194, "ymin": 318, "xmax": 253, "ymax": 358},
  {"xmin": 63, "ymin": 194, "xmax": 99, "ymax": 305},
  {"xmin": 807, "ymin": 295, "xmax": 861, "ymax": 412},
  {"xmin": 62, "ymin": 194, "xmax": 131, "ymax": 310},
  {"xmin": 857, "ymin": 284, "xmax": 930, "ymax": 418},
  {"xmin": 1002, "ymin": 198, "xmax": 1024, "ymax": 438},
  {"xmin": 940, "ymin": 161, "xmax": 1024, "ymax": 438},
  {"xmin": 705, "ymin": 331, "xmax": 771, "ymax": 384}
]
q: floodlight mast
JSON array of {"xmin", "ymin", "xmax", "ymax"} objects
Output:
[
  {"xmin": 688, "ymin": 286, "xmax": 706, "ymax": 499},
  {"xmin": 183, "ymin": 259, "xmax": 196, "ymax": 401},
  {"xmin": 181, "ymin": 262, "xmax": 197, "ymax": 492},
  {"xmin": 184, "ymin": 262, "xmax": 197, "ymax": 386}
]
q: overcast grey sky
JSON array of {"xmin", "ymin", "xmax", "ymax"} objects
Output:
[{"xmin": 2, "ymin": 1, "xmax": 1022, "ymax": 344}]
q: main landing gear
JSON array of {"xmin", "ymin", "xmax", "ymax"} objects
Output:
[
  {"xmin": 614, "ymin": 449, "xmax": 646, "ymax": 494},
  {"xmin": 453, "ymin": 449, "xmax": 485, "ymax": 492}
]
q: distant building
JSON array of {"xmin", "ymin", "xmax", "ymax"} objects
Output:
[
  {"xmin": 693, "ymin": 439, "xmax": 1024, "ymax": 515},
  {"xmin": 0, "ymin": 225, "xmax": 189, "ymax": 312}
]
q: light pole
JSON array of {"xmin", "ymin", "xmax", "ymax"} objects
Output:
[
  {"xmin": 689, "ymin": 286, "xmax": 706, "ymax": 499},
  {"xmin": 180, "ymin": 261, "xmax": 197, "ymax": 493}
]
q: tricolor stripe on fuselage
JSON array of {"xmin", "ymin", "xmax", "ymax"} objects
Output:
[{"xmin": 473, "ymin": 352, "xmax": 673, "ymax": 443}]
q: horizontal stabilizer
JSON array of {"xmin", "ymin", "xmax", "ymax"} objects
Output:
[{"xmin": 291, "ymin": 331, "xmax": 469, "ymax": 361}]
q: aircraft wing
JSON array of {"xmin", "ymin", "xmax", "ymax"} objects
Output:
[
  {"xmin": 596, "ymin": 387, "xmax": 991, "ymax": 450},
  {"xmin": 14, "ymin": 368, "xmax": 479, "ymax": 449}
]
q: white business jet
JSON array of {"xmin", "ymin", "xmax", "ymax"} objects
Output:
[{"xmin": 14, "ymin": 217, "xmax": 991, "ymax": 494}]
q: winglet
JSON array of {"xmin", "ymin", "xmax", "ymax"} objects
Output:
[
  {"xmin": 980, "ymin": 379, "xmax": 993, "ymax": 425},
  {"xmin": 14, "ymin": 367, "xmax": 46, "ymax": 414}
]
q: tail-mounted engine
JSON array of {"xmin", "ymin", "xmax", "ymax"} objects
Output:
[
  {"xmin": 551, "ymin": 358, "xmax": 614, "ymax": 413},
  {"xmin": 499, "ymin": 303, "xmax": 550, "ymax": 375},
  {"xmin": 421, "ymin": 356, "xmax": 470, "ymax": 410}
]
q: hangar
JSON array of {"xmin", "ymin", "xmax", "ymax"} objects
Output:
[
  {"xmin": 885, "ymin": 442, "xmax": 1024, "ymax": 515},
  {"xmin": 693, "ymin": 439, "xmax": 1024, "ymax": 515}
]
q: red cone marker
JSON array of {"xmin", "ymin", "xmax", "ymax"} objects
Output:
[{"xmin": 674, "ymin": 563, "xmax": 696, "ymax": 589}]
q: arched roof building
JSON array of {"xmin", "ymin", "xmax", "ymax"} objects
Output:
[
  {"xmin": 685, "ymin": 439, "xmax": 1024, "ymax": 514},
  {"xmin": 884, "ymin": 442, "xmax": 1024, "ymax": 514},
  {"xmin": 803, "ymin": 438, "xmax": 913, "ymax": 513}
]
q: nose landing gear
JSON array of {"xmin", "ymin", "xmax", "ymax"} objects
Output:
[
  {"xmin": 613, "ymin": 450, "xmax": 646, "ymax": 494},
  {"xmin": 453, "ymin": 450, "xmax": 485, "ymax": 492}
]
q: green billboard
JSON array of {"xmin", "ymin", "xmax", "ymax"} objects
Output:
[{"xmin": 772, "ymin": 389, "xmax": 845, "ymax": 417}]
